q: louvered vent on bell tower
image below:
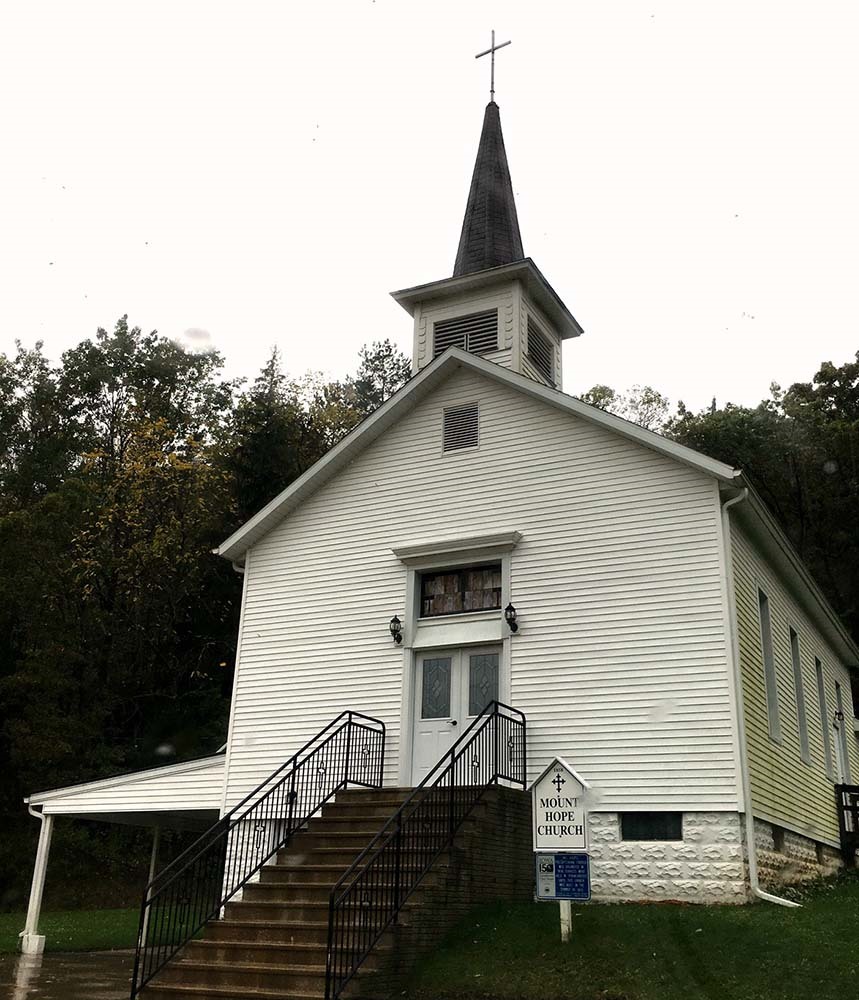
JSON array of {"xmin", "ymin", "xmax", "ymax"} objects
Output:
[
  {"xmin": 526, "ymin": 316, "xmax": 554, "ymax": 384},
  {"xmin": 433, "ymin": 309, "xmax": 498, "ymax": 357}
]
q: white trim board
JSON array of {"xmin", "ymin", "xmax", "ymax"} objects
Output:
[{"xmin": 27, "ymin": 754, "xmax": 225, "ymax": 805}]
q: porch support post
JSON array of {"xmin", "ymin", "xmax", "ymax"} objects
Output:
[
  {"xmin": 140, "ymin": 826, "xmax": 161, "ymax": 947},
  {"xmin": 19, "ymin": 810, "xmax": 54, "ymax": 955}
]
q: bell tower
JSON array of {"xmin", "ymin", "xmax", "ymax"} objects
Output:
[{"xmin": 391, "ymin": 97, "xmax": 582, "ymax": 391}]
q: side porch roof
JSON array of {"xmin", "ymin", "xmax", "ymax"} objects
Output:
[{"xmin": 27, "ymin": 753, "xmax": 225, "ymax": 831}]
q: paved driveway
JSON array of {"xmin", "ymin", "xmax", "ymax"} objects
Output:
[{"xmin": 0, "ymin": 950, "xmax": 132, "ymax": 999}]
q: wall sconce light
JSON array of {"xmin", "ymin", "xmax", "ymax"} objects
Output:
[
  {"xmin": 389, "ymin": 615, "xmax": 403, "ymax": 644},
  {"xmin": 504, "ymin": 603, "xmax": 519, "ymax": 633}
]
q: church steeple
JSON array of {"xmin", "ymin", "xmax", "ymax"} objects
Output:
[
  {"xmin": 391, "ymin": 85, "xmax": 583, "ymax": 390},
  {"xmin": 453, "ymin": 102, "xmax": 524, "ymax": 277}
]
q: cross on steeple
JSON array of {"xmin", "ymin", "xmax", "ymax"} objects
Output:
[{"xmin": 475, "ymin": 30, "xmax": 511, "ymax": 104}]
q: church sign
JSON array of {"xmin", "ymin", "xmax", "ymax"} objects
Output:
[{"xmin": 531, "ymin": 757, "xmax": 589, "ymax": 852}]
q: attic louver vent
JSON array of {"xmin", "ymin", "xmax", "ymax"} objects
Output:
[
  {"xmin": 434, "ymin": 309, "xmax": 498, "ymax": 358},
  {"xmin": 527, "ymin": 317, "xmax": 554, "ymax": 383},
  {"xmin": 443, "ymin": 402, "xmax": 479, "ymax": 452}
]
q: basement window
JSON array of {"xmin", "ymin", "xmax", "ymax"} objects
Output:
[
  {"xmin": 420, "ymin": 564, "xmax": 502, "ymax": 618},
  {"xmin": 620, "ymin": 813, "xmax": 683, "ymax": 841},
  {"xmin": 433, "ymin": 309, "xmax": 498, "ymax": 357}
]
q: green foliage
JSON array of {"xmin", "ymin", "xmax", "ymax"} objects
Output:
[
  {"xmin": 406, "ymin": 872, "xmax": 859, "ymax": 1000},
  {"xmin": 351, "ymin": 339, "xmax": 412, "ymax": 415},
  {"xmin": 220, "ymin": 349, "xmax": 328, "ymax": 525},
  {"xmin": 0, "ymin": 319, "xmax": 410, "ymax": 907},
  {"xmin": 0, "ymin": 907, "xmax": 139, "ymax": 952},
  {"xmin": 667, "ymin": 353, "xmax": 859, "ymax": 639},
  {"xmin": 580, "ymin": 383, "xmax": 670, "ymax": 431}
]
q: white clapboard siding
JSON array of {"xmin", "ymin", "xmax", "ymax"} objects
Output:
[
  {"xmin": 30, "ymin": 755, "xmax": 225, "ymax": 816},
  {"xmin": 731, "ymin": 523, "xmax": 859, "ymax": 844},
  {"xmin": 224, "ymin": 366, "xmax": 738, "ymax": 811}
]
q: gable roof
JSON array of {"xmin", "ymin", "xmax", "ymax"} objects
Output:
[
  {"xmin": 454, "ymin": 102, "xmax": 524, "ymax": 277},
  {"xmin": 216, "ymin": 346, "xmax": 740, "ymax": 563}
]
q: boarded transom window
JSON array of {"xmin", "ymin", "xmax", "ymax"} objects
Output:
[
  {"xmin": 420, "ymin": 564, "xmax": 502, "ymax": 618},
  {"xmin": 526, "ymin": 316, "xmax": 553, "ymax": 383},
  {"xmin": 443, "ymin": 402, "xmax": 479, "ymax": 452},
  {"xmin": 433, "ymin": 309, "xmax": 498, "ymax": 357}
]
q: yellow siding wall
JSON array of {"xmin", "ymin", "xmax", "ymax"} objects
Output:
[{"xmin": 731, "ymin": 522, "xmax": 859, "ymax": 845}]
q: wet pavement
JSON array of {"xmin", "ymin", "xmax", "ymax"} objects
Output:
[{"xmin": 0, "ymin": 950, "xmax": 132, "ymax": 1000}]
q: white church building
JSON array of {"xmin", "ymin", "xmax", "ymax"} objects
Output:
[{"xmin": 20, "ymin": 96, "xmax": 859, "ymax": 996}]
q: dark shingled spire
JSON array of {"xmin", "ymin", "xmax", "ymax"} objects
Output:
[{"xmin": 453, "ymin": 101, "xmax": 524, "ymax": 277}]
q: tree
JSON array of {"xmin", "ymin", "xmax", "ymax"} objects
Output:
[
  {"xmin": 0, "ymin": 342, "xmax": 74, "ymax": 511},
  {"xmin": 221, "ymin": 350, "xmax": 328, "ymax": 525},
  {"xmin": 59, "ymin": 316, "xmax": 235, "ymax": 474},
  {"xmin": 580, "ymin": 383, "xmax": 670, "ymax": 431},
  {"xmin": 301, "ymin": 339, "xmax": 412, "ymax": 447},
  {"xmin": 351, "ymin": 340, "xmax": 412, "ymax": 415},
  {"xmin": 667, "ymin": 353, "xmax": 859, "ymax": 640}
]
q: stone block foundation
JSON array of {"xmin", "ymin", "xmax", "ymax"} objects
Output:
[
  {"xmin": 588, "ymin": 812, "xmax": 748, "ymax": 903},
  {"xmin": 753, "ymin": 818, "xmax": 843, "ymax": 888}
]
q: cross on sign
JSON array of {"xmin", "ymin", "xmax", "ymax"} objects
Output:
[
  {"xmin": 552, "ymin": 773, "xmax": 566, "ymax": 793},
  {"xmin": 475, "ymin": 30, "xmax": 512, "ymax": 103}
]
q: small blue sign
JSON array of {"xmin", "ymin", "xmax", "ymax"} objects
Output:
[{"xmin": 535, "ymin": 852, "xmax": 590, "ymax": 901}]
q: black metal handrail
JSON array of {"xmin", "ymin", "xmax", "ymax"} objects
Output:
[
  {"xmin": 325, "ymin": 701, "xmax": 526, "ymax": 999},
  {"xmin": 131, "ymin": 710, "xmax": 386, "ymax": 997},
  {"xmin": 836, "ymin": 783, "xmax": 859, "ymax": 865}
]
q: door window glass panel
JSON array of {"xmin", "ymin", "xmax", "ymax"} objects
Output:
[
  {"xmin": 468, "ymin": 653, "xmax": 499, "ymax": 715},
  {"xmin": 421, "ymin": 658, "xmax": 452, "ymax": 718}
]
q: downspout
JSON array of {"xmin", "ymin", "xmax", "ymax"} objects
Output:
[
  {"xmin": 721, "ymin": 487, "xmax": 800, "ymax": 908},
  {"xmin": 20, "ymin": 802, "xmax": 55, "ymax": 951}
]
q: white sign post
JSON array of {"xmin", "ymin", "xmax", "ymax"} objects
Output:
[{"xmin": 530, "ymin": 757, "xmax": 591, "ymax": 943}]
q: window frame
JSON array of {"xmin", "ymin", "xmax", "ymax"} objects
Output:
[
  {"xmin": 815, "ymin": 657, "xmax": 834, "ymax": 781},
  {"xmin": 419, "ymin": 563, "xmax": 503, "ymax": 620},
  {"xmin": 835, "ymin": 681, "xmax": 852, "ymax": 783},
  {"xmin": 789, "ymin": 626, "xmax": 811, "ymax": 765},
  {"xmin": 757, "ymin": 589, "xmax": 781, "ymax": 743},
  {"xmin": 620, "ymin": 812, "xmax": 683, "ymax": 842}
]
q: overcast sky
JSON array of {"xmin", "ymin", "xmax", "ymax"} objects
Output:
[{"xmin": 2, "ymin": 0, "xmax": 857, "ymax": 412}]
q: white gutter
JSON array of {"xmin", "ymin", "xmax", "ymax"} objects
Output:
[{"xmin": 721, "ymin": 488, "xmax": 800, "ymax": 908}]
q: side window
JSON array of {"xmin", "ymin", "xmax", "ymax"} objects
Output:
[
  {"xmin": 815, "ymin": 658, "xmax": 834, "ymax": 780},
  {"xmin": 790, "ymin": 628, "xmax": 810, "ymax": 764},
  {"xmin": 758, "ymin": 590, "xmax": 781, "ymax": 741}
]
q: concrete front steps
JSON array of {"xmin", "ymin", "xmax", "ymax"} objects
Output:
[
  {"xmin": 140, "ymin": 788, "xmax": 420, "ymax": 1000},
  {"xmin": 140, "ymin": 785, "xmax": 531, "ymax": 1000}
]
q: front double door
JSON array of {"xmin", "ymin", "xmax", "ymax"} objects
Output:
[{"xmin": 411, "ymin": 645, "xmax": 501, "ymax": 784}]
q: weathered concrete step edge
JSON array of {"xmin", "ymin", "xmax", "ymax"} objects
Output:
[
  {"xmin": 172, "ymin": 960, "xmax": 327, "ymax": 975},
  {"xmin": 141, "ymin": 986, "xmax": 321, "ymax": 1000},
  {"xmin": 188, "ymin": 939, "xmax": 390, "ymax": 959}
]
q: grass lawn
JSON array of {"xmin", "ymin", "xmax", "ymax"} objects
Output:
[
  {"xmin": 0, "ymin": 908, "xmax": 139, "ymax": 953},
  {"xmin": 405, "ymin": 872, "xmax": 859, "ymax": 1000}
]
